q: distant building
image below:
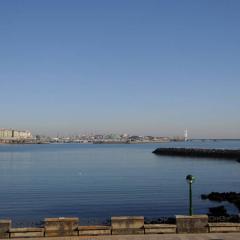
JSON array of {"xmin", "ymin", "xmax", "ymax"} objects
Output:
[
  {"xmin": 94, "ymin": 135, "xmax": 104, "ymax": 140},
  {"xmin": 13, "ymin": 130, "xmax": 32, "ymax": 139},
  {"xmin": 129, "ymin": 135, "xmax": 143, "ymax": 141},
  {"xmin": 121, "ymin": 133, "xmax": 129, "ymax": 138},
  {"xmin": 0, "ymin": 129, "xmax": 13, "ymax": 138},
  {"xmin": 104, "ymin": 134, "xmax": 121, "ymax": 140},
  {"xmin": 184, "ymin": 129, "xmax": 188, "ymax": 141},
  {"xmin": 0, "ymin": 129, "xmax": 32, "ymax": 139}
]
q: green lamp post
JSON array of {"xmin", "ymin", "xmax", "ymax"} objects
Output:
[{"xmin": 186, "ymin": 174, "xmax": 195, "ymax": 216}]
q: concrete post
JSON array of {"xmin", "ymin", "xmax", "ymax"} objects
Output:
[
  {"xmin": 176, "ymin": 215, "xmax": 208, "ymax": 233},
  {"xmin": 44, "ymin": 217, "xmax": 79, "ymax": 237},
  {"xmin": 0, "ymin": 220, "xmax": 11, "ymax": 238},
  {"xmin": 111, "ymin": 216, "xmax": 144, "ymax": 235}
]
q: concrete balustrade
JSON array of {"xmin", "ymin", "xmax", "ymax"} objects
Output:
[{"xmin": 0, "ymin": 215, "xmax": 240, "ymax": 238}]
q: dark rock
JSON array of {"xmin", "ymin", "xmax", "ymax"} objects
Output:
[
  {"xmin": 201, "ymin": 192, "xmax": 240, "ymax": 211},
  {"xmin": 201, "ymin": 194, "xmax": 208, "ymax": 200},
  {"xmin": 208, "ymin": 205, "xmax": 229, "ymax": 217}
]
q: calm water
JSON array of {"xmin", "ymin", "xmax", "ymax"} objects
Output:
[{"xmin": 0, "ymin": 140, "xmax": 240, "ymax": 226}]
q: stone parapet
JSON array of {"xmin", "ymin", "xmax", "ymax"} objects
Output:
[{"xmin": 3, "ymin": 215, "xmax": 240, "ymax": 238}]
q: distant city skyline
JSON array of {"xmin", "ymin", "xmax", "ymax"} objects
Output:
[{"xmin": 1, "ymin": 0, "xmax": 240, "ymax": 138}]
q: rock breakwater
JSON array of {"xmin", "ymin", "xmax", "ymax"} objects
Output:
[{"xmin": 152, "ymin": 148, "xmax": 240, "ymax": 159}]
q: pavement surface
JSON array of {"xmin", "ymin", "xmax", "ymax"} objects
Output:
[{"xmin": 9, "ymin": 233, "xmax": 240, "ymax": 240}]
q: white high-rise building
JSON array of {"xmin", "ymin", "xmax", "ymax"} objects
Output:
[{"xmin": 184, "ymin": 129, "xmax": 188, "ymax": 141}]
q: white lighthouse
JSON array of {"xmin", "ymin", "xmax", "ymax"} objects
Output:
[{"xmin": 184, "ymin": 129, "xmax": 188, "ymax": 141}]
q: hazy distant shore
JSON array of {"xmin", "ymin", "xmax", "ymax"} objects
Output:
[
  {"xmin": 1, "ymin": 139, "xmax": 240, "ymax": 145},
  {"xmin": 0, "ymin": 140, "xmax": 170, "ymax": 145}
]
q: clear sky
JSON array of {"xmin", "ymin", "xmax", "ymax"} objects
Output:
[{"xmin": 0, "ymin": 0, "xmax": 240, "ymax": 138}]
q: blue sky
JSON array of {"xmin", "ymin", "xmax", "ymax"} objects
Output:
[{"xmin": 0, "ymin": 0, "xmax": 240, "ymax": 138}]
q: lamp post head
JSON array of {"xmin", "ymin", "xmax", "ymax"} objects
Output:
[{"xmin": 186, "ymin": 174, "xmax": 195, "ymax": 184}]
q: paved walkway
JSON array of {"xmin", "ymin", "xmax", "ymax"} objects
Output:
[{"xmin": 10, "ymin": 233, "xmax": 240, "ymax": 240}]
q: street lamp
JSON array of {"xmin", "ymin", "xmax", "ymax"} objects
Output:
[{"xmin": 186, "ymin": 174, "xmax": 195, "ymax": 216}]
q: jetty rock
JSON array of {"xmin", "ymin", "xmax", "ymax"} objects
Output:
[{"xmin": 152, "ymin": 148, "xmax": 240, "ymax": 159}]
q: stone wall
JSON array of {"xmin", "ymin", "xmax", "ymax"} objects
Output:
[{"xmin": 0, "ymin": 215, "xmax": 239, "ymax": 238}]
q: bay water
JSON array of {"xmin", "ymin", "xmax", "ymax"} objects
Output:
[{"xmin": 0, "ymin": 140, "xmax": 239, "ymax": 226}]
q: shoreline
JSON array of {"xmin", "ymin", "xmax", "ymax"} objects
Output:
[{"xmin": 0, "ymin": 141, "xmax": 170, "ymax": 145}]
